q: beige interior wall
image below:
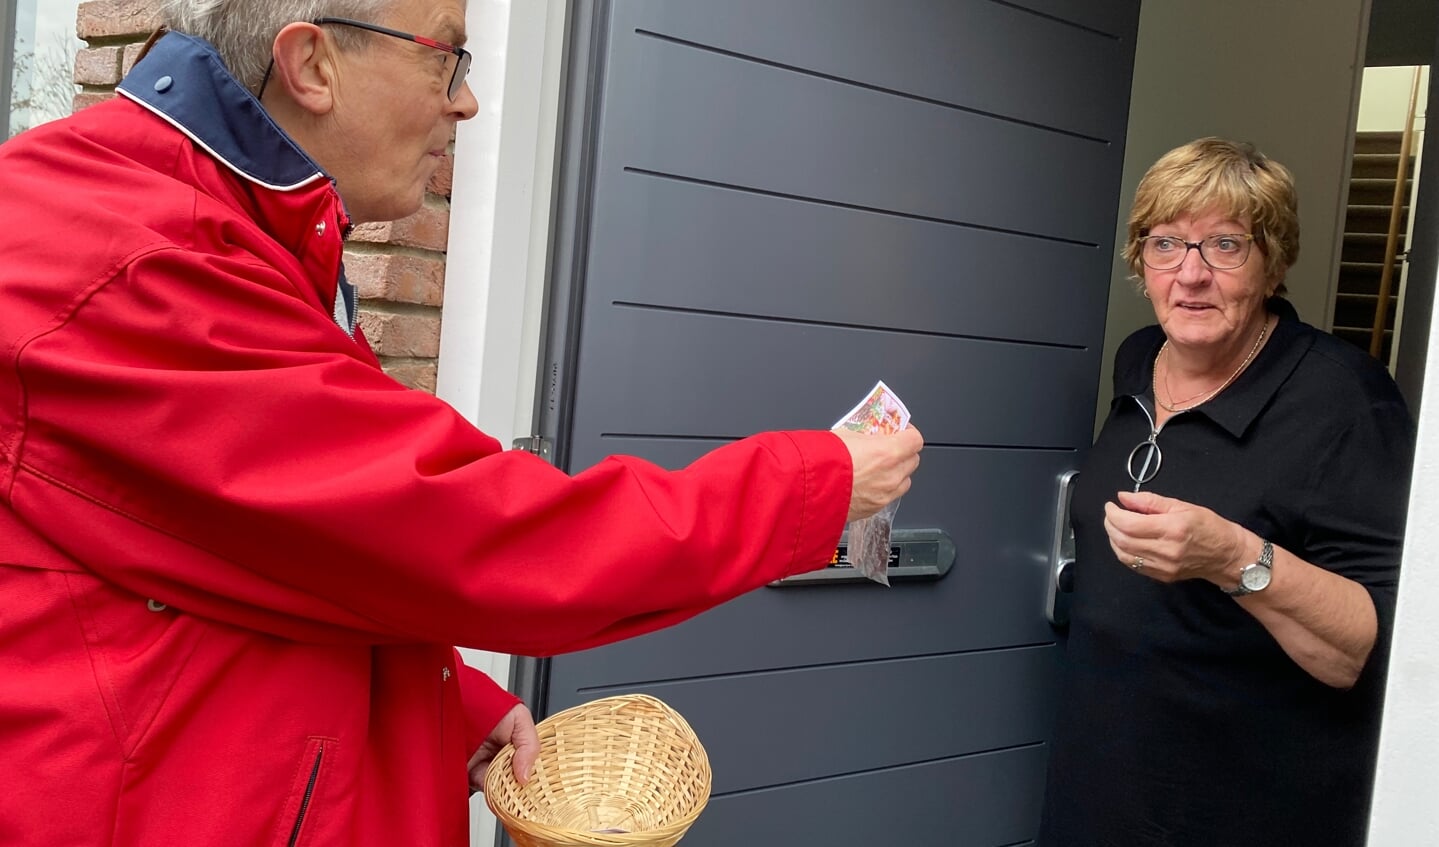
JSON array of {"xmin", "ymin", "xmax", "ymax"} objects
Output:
[
  {"xmin": 1357, "ymin": 65, "xmax": 1429, "ymax": 132},
  {"xmin": 1094, "ymin": 0, "xmax": 1371, "ymax": 433}
]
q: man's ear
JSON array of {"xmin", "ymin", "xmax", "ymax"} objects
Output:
[{"xmin": 268, "ymin": 22, "xmax": 336, "ymax": 115}]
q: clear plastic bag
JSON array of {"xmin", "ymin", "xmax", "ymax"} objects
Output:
[
  {"xmin": 845, "ymin": 499, "xmax": 898, "ymax": 586},
  {"xmin": 832, "ymin": 380, "xmax": 910, "ymax": 586}
]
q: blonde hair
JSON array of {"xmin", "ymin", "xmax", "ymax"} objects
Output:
[{"xmin": 1123, "ymin": 137, "xmax": 1299, "ymax": 294}]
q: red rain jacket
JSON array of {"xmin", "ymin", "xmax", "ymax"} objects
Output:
[{"xmin": 0, "ymin": 32, "xmax": 849, "ymax": 847}]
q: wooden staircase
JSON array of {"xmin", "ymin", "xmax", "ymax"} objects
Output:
[{"xmin": 1331, "ymin": 131, "xmax": 1415, "ymax": 362}]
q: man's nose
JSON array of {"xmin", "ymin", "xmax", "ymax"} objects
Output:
[{"xmin": 451, "ymin": 80, "xmax": 480, "ymax": 121}]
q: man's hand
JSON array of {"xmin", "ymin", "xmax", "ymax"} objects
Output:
[
  {"xmin": 833, "ymin": 426, "xmax": 924, "ymax": 522},
  {"xmin": 467, "ymin": 703, "xmax": 540, "ymax": 791}
]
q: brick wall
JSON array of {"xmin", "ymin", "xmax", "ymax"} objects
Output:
[{"xmin": 73, "ymin": 0, "xmax": 453, "ymax": 392}]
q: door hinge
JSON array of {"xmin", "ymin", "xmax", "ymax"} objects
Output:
[{"xmin": 511, "ymin": 435, "xmax": 554, "ymax": 463}]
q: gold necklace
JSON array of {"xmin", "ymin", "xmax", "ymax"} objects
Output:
[
  {"xmin": 1153, "ymin": 319, "xmax": 1269, "ymax": 413},
  {"xmin": 1162, "ymin": 365, "xmax": 1220, "ymax": 408}
]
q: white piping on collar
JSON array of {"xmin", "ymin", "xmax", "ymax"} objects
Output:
[{"xmin": 116, "ymin": 87, "xmax": 328, "ymax": 193}]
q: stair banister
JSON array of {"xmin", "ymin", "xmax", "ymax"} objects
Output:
[{"xmin": 1371, "ymin": 67, "xmax": 1424, "ymax": 359}]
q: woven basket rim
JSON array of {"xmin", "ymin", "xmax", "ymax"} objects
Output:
[{"xmin": 483, "ymin": 694, "xmax": 711, "ymax": 847}]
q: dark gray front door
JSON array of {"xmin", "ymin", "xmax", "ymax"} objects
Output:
[{"xmin": 521, "ymin": 2, "xmax": 1139, "ymax": 844}]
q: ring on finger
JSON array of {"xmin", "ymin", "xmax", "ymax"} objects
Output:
[{"xmin": 1131, "ymin": 556, "xmax": 1144, "ymax": 571}]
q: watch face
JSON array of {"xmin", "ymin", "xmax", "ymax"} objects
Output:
[{"xmin": 1241, "ymin": 564, "xmax": 1271, "ymax": 592}]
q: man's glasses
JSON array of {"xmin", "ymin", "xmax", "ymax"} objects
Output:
[
  {"xmin": 313, "ymin": 17, "xmax": 472, "ymax": 101},
  {"xmin": 1126, "ymin": 435, "xmax": 1161, "ymax": 492},
  {"xmin": 1138, "ymin": 233, "xmax": 1255, "ymax": 271}
]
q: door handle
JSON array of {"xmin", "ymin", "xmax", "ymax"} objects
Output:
[{"xmin": 1045, "ymin": 470, "xmax": 1079, "ymax": 627}]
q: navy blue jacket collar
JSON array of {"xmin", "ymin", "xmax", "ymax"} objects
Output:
[{"xmin": 117, "ymin": 31, "xmax": 327, "ymax": 193}]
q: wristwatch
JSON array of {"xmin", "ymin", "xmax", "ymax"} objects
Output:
[{"xmin": 1223, "ymin": 539, "xmax": 1274, "ymax": 596}]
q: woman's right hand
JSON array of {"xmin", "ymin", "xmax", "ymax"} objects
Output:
[
  {"xmin": 833, "ymin": 426, "xmax": 924, "ymax": 522},
  {"xmin": 1102, "ymin": 489, "xmax": 1249, "ymax": 584}
]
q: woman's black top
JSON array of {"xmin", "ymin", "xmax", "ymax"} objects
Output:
[{"xmin": 1039, "ymin": 299, "xmax": 1414, "ymax": 847}]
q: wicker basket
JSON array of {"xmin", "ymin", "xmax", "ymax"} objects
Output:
[{"xmin": 484, "ymin": 693, "xmax": 712, "ymax": 847}]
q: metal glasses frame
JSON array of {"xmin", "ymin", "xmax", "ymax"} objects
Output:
[
  {"xmin": 1138, "ymin": 233, "xmax": 1256, "ymax": 271},
  {"xmin": 313, "ymin": 17, "xmax": 472, "ymax": 100}
]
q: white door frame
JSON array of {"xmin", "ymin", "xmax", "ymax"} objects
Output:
[{"xmin": 439, "ymin": 1, "xmax": 568, "ymax": 843}]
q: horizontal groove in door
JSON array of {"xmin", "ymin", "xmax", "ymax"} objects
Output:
[
  {"xmin": 551, "ymin": 648, "xmax": 1063, "ymax": 792},
  {"xmin": 716, "ymin": 741, "xmax": 1046, "ymax": 798},
  {"xmin": 989, "ymin": 0, "xmax": 1121, "ymax": 39},
  {"xmin": 633, "ymin": 29, "xmax": 1109, "ymax": 145},
  {"xmin": 614, "ymin": 0, "xmax": 1133, "ymax": 142},
  {"xmin": 623, "ymin": 166, "xmax": 1100, "ymax": 248},
  {"xmin": 678, "ymin": 743, "xmax": 1048, "ymax": 846},
  {"xmin": 567, "ymin": 315, "xmax": 1098, "ymax": 448},
  {"xmin": 610, "ymin": 299, "xmax": 1090, "ymax": 351},
  {"xmin": 601, "ymin": 33, "xmax": 1121, "ymax": 246},
  {"xmin": 577, "ymin": 642, "xmax": 1059, "ymax": 693},
  {"xmin": 583, "ymin": 175, "xmax": 1110, "ymax": 348},
  {"xmin": 680, "ymin": 743, "xmax": 1048, "ymax": 846}
]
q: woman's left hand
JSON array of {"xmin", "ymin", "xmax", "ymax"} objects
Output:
[{"xmin": 1103, "ymin": 490, "xmax": 1247, "ymax": 585}]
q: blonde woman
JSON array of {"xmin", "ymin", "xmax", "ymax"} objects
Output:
[{"xmin": 1040, "ymin": 138, "xmax": 1413, "ymax": 846}]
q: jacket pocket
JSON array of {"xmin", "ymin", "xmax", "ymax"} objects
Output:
[
  {"xmin": 273, "ymin": 736, "xmax": 337, "ymax": 847},
  {"xmin": 65, "ymin": 573, "xmax": 206, "ymax": 756}
]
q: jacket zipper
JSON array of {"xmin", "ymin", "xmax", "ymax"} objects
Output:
[
  {"xmin": 440, "ymin": 666, "xmax": 450, "ymax": 763},
  {"xmin": 287, "ymin": 742, "xmax": 325, "ymax": 847}
]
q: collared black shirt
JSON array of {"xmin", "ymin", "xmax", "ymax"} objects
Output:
[{"xmin": 1040, "ymin": 299, "xmax": 1414, "ymax": 847}]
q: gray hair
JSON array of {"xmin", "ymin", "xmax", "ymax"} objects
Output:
[{"xmin": 157, "ymin": 0, "xmax": 392, "ymax": 94}]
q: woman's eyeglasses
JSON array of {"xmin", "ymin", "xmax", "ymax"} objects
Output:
[
  {"xmin": 1138, "ymin": 233, "xmax": 1254, "ymax": 271},
  {"xmin": 1126, "ymin": 436, "xmax": 1161, "ymax": 492}
]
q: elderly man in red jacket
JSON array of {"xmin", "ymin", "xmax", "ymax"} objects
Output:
[{"xmin": 0, "ymin": 0, "xmax": 922, "ymax": 845}]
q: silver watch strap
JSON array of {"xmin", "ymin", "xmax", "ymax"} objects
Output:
[{"xmin": 1222, "ymin": 539, "xmax": 1273, "ymax": 596}]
